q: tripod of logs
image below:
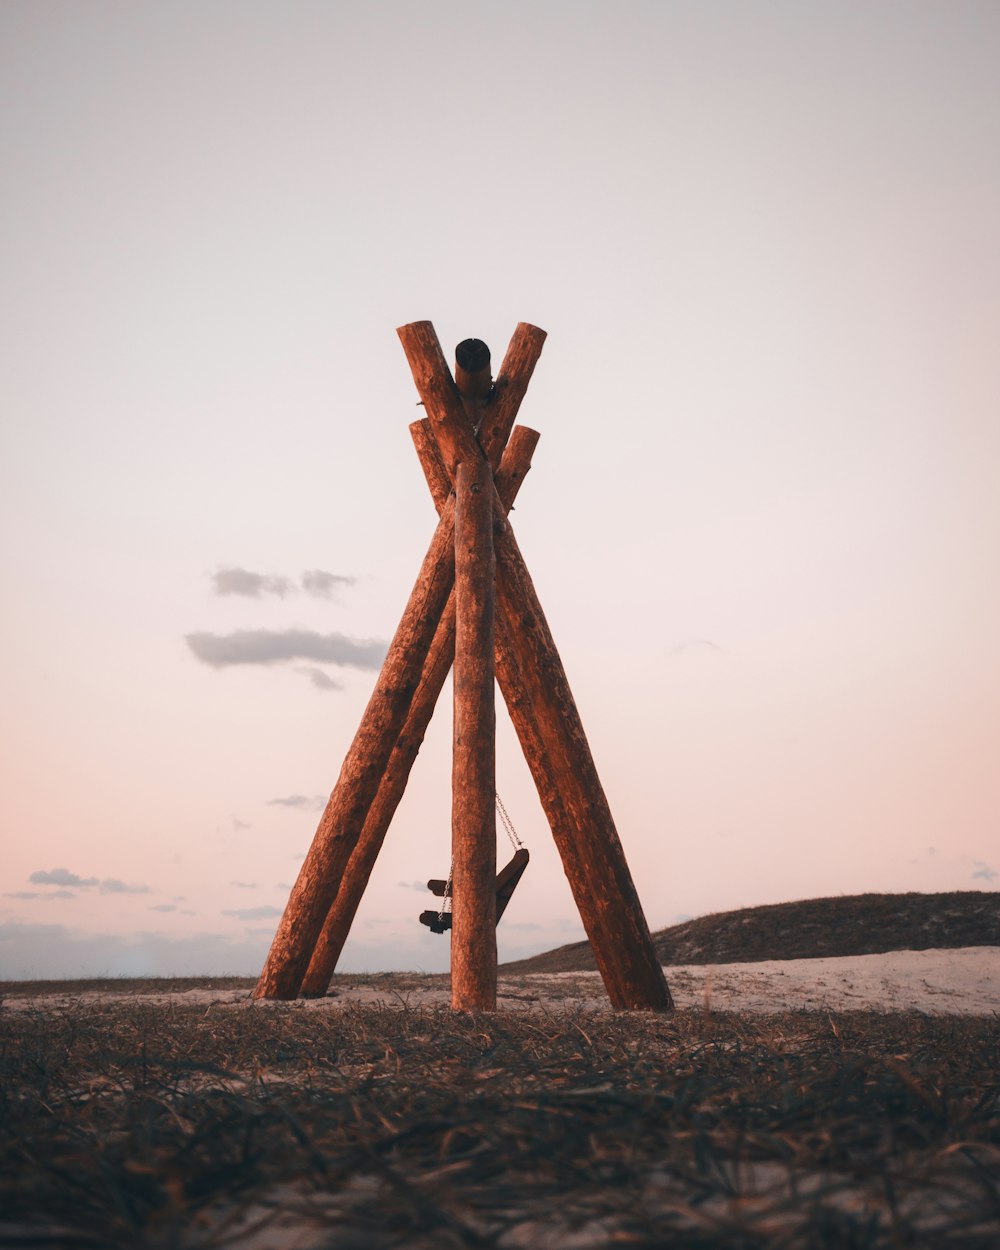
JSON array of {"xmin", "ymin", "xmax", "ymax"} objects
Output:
[{"xmin": 254, "ymin": 322, "xmax": 673, "ymax": 1013}]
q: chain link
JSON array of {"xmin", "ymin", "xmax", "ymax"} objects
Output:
[{"xmin": 437, "ymin": 793, "xmax": 523, "ymax": 923}]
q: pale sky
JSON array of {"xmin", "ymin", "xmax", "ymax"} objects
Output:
[{"xmin": 2, "ymin": 1, "xmax": 998, "ymax": 980}]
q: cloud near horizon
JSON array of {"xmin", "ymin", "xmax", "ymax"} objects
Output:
[
  {"xmin": 301, "ymin": 570, "xmax": 356, "ymax": 599},
  {"xmin": 221, "ymin": 905, "xmax": 282, "ymax": 922},
  {"xmin": 210, "ymin": 567, "xmax": 357, "ymax": 600},
  {"xmin": 27, "ymin": 868, "xmax": 149, "ymax": 894},
  {"xmin": 185, "ymin": 629, "xmax": 386, "ymax": 670},
  {"xmin": 29, "ymin": 868, "xmax": 97, "ymax": 887},
  {"xmin": 296, "ymin": 665, "xmax": 343, "ymax": 691},
  {"xmin": 211, "ymin": 567, "xmax": 293, "ymax": 598},
  {"xmin": 267, "ymin": 795, "xmax": 327, "ymax": 811}
]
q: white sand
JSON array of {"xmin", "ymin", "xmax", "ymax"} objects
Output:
[{"xmin": 6, "ymin": 946, "xmax": 997, "ymax": 1014}]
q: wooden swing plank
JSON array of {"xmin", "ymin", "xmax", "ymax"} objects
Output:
[{"xmin": 419, "ymin": 847, "xmax": 530, "ymax": 932}]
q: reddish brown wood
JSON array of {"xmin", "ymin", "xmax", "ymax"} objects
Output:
[
  {"xmin": 253, "ymin": 503, "xmax": 459, "ymax": 1000},
  {"xmin": 266, "ymin": 323, "xmax": 544, "ymax": 1002},
  {"xmin": 298, "ymin": 427, "xmax": 539, "ymax": 996},
  {"xmin": 492, "ymin": 516, "xmax": 674, "ymax": 1011},
  {"xmin": 450, "ymin": 456, "xmax": 497, "ymax": 1011},
  {"xmin": 397, "ymin": 322, "xmax": 546, "ymax": 480},
  {"xmin": 399, "ymin": 330, "xmax": 672, "ymax": 1011}
]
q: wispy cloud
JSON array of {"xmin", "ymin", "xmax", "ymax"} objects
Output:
[
  {"xmin": 668, "ymin": 639, "xmax": 722, "ymax": 657},
  {"xmin": 230, "ymin": 881, "xmax": 257, "ymax": 890},
  {"xmin": 296, "ymin": 666, "xmax": 343, "ymax": 691},
  {"xmin": 185, "ymin": 629, "xmax": 385, "ymax": 670},
  {"xmin": 972, "ymin": 861, "xmax": 997, "ymax": 882},
  {"xmin": 26, "ymin": 869, "xmax": 149, "ymax": 895},
  {"xmin": 209, "ymin": 567, "xmax": 357, "ymax": 600},
  {"xmin": 267, "ymin": 795, "xmax": 326, "ymax": 811},
  {"xmin": 211, "ymin": 567, "xmax": 292, "ymax": 598},
  {"xmin": 150, "ymin": 904, "xmax": 177, "ymax": 912},
  {"xmin": 3, "ymin": 890, "xmax": 75, "ymax": 901},
  {"xmin": 222, "ymin": 905, "xmax": 282, "ymax": 921},
  {"xmin": 29, "ymin": 868, "xmax": 98, "ymax": 887},
  {"xmin": 302, "ymin": 570, "xmax": 357, "ymax": 599}
]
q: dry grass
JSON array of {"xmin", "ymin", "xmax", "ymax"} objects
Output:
[{"xmin": 2, "ymin": 995, "xmax": 998, "ymax": 1248}]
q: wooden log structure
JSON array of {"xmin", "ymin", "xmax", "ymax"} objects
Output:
[
  {"xmin": 297, "ymin": 427, "xmax": 539, "ymax": 996},
  {"xmin": 257, "ymin": 317, "xmax": 672, "ymax": 1014},
  {"xmin": 450, "ymin": 455, "xmax": 497, "ymax": 1010},
  {"xmin": 257, "ymin": 327, "xmax": 544, "ymax": 1002},
  {"xmin": 397, "ymin": 323, "xmax": 673, "ymax": 1012}
]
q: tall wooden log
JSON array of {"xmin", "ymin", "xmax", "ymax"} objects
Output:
[
  {"xmin": 451, "ymin": 456, "xmax": 497, "ymax": 1011},
  {"xmin": 492, "ymin": 517, "xmax": 673, "ymax": 1010},
  {"xmin": 298, "ymin": 427, "xmax": 539, "ymax": 996},
  {"xmin": 398, "ymin": 324, "xmax": 671, "ymax": 1012},
  {"xmin": 253, "ymin": 503, "xmax": 459, "ymax": 1000},
  {"xmin": 261, "ymin": 326, "xmax": 546, "ymax": 1003},
  {"xmin": 410, "ymin": 426, "xmax": 589, "ymax": 903}
]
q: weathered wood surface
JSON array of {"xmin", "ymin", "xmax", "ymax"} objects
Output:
[
  {"xmin": 450, "ymin": 456, "xmax": 497, "ymax": 1011},
  {"xmin": 299, "ymin": 426, "xmax": 539, "ymax": 996},
  {"xmin": 253, "ymin": 507, "xmax": 458, "ymax": 1000},
  {"xmin": 400, "ymin": 323, "xmax": 672, "ymax": 1012},
  {"xmin": 296, "ymin": 443, "xmax": 536, "ymax": 1001},
  {"xmin": 262, "ymin": 327, "xmax": 545, "ymax": 1002},
  {"xmin": 397, "ymin": 322, "xmax": 546, "ymax": 477}
]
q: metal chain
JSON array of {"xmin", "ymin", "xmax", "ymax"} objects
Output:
[
  {"xmin": 495, "ymin": 792, "xmax": 524, "ymax": 850},
  {"xmin": 438, "ymin": 864, "xmax": 453, "ymax": 923},
  {"xmin": 438, "ymin": 793, "xmax": 523, "ymax": 923}
]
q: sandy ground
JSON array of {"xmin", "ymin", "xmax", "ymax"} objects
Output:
[{"xmin": 6, "ymin": 946, "xmax": 997, "ymax": 1014}]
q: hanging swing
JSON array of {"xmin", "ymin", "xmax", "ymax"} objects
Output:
[{"xmin": 419, "ymin": 793, "xmax": 529, "ymax": 934}]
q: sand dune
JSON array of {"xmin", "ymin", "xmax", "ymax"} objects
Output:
[{"xmin": 6, "ymin": 946, "xmax": 996, "ymax": 1014}]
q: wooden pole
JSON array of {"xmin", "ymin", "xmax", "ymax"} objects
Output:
[
  {"xmin": 298, "ymin": 427, "xmax": 539, "ymax": 996},
  {"xmin": 412, "ymin": 430, "xmax": 672, "ymax": 1011},
  {"xmin": 263, "ymin": 327, "xmax": 544, "ymax": 1002},
  {"xmin": 398, "ymin": 326, "xmax": 672, "ymax": 1012},
  {"xmin": 450, "ymin": 455, "xmax": 497, "ymax": 1010},
  {"xmin": 253, "ymin": 504, "xmax": 458, "ymax": 1000}
]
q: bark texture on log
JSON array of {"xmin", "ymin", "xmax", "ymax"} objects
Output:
[
  {"xmin": 450, "ymin": 457, "xmax": 497, "ymax": 1011},
  {"xmin": 398, "ymin": 329, "xmax": 671, "ymax": 1012},
  {"xmin": 253, "ymin": 505, "xmax": 458, "ymax": 1000},
  {"xmin": 414, "ymin": 438, "xmax": 670, "ymax": 1010},
  {"xmin": 397, "ymin": 322, "xmax": 546, "ymax": 480},
  {"xmin": 492, "ymin": 515, "xmax": 674, "ymax": 1011},
  {"xmin": 298, "ymin": 427, "xmax": 539, "ymax": 996}
]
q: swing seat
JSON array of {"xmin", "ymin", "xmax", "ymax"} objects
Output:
[{"xmin": 420, "ymin": 847, "xmax": 529, "ymax": 933}]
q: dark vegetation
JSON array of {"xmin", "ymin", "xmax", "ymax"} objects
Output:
[
  {"xmin": 2, "ymin": 999, "xmax": 998, "ymax": 1248},
  {"xmin": 2, "ymin": 892, "xmax": 997, "ymax": 1247},
  {"xmin": 501, "ymin": 890, "xmax": 1000, "ymax": 974}
]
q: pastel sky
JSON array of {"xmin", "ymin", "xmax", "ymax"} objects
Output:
[{"xmin": 2, "ymin": 1, "xmax": 998, "ymax": 980}]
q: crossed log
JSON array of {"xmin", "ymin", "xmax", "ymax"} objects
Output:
[{"xmin": 254, "ymin": 322, "xmax": 673, "ymax": 1012}]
